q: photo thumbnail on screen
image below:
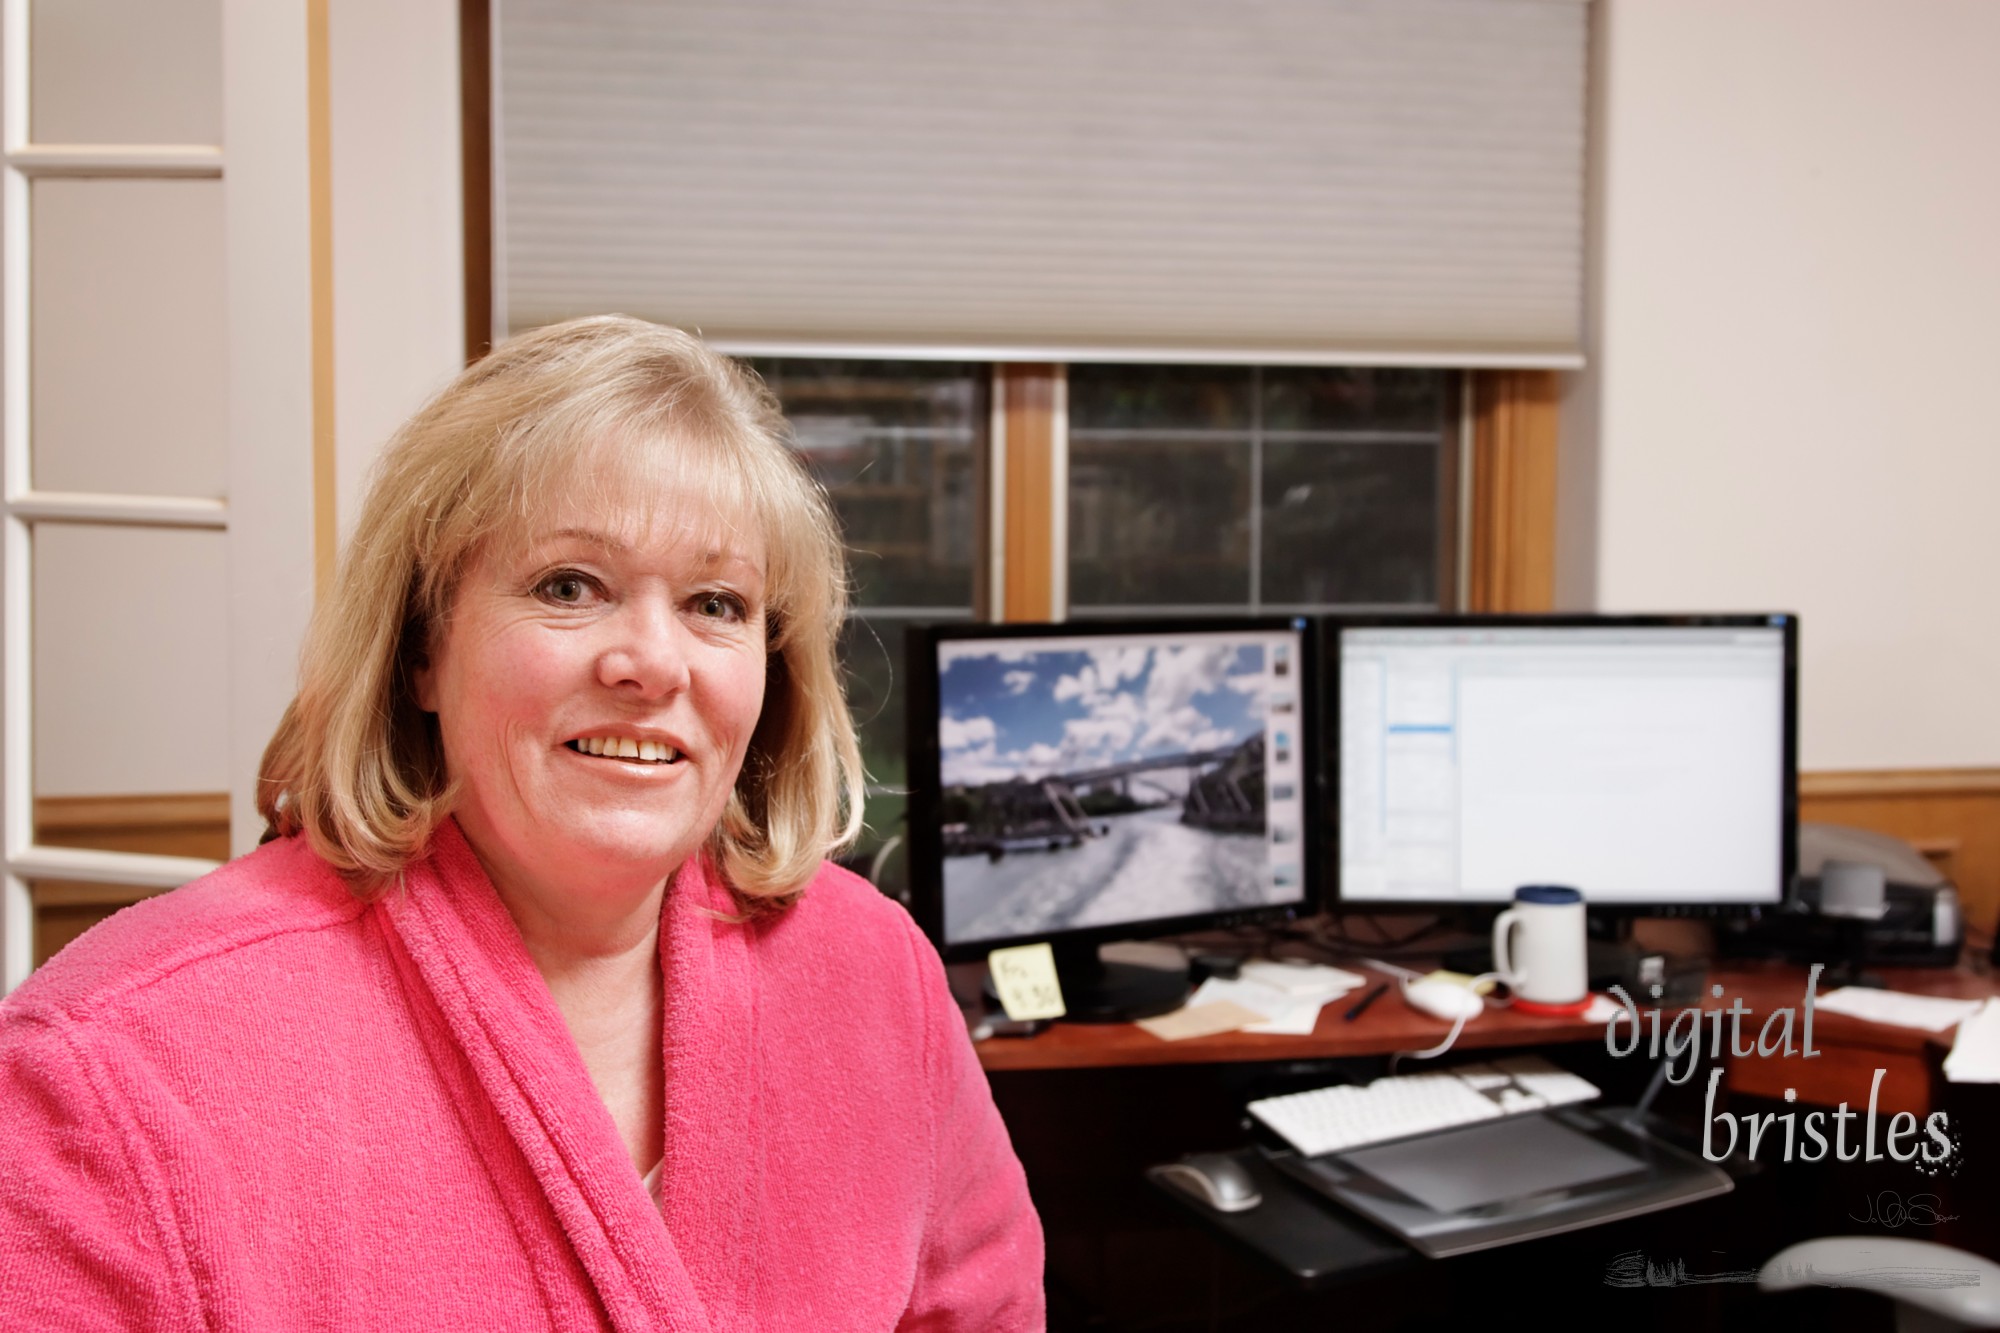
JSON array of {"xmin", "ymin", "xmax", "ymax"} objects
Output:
[{"xmin": 934, "ymin": 627, "xmax": 1309, "ymax": 947}]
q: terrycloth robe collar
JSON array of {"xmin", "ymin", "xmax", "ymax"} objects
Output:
[{"xmin": 375, "ymin": 819, "xmax": 762, "ymax": 1333}]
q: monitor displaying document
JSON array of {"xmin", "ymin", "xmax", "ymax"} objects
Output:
[{"xmin": 1333, "ymin": 616, "xmax": 1796, "ymax": 910}]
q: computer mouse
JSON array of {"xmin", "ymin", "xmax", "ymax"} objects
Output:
[
  {"xmin": 1403, "ymin": 978, "xmax": 1484, "ymax": 1022},
  {"xmin": 1155, "ymin": 1153, "xmax": 1263, "ymax": 1212}
]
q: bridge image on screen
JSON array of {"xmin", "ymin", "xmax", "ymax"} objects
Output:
[{"xmin": 937, "ymin": 637, "xmax": 1288, "ymax": 945}]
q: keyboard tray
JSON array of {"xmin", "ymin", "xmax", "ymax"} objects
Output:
[{"xmin": 1270, "ymin": 1107, "xmax": 1732, "ymax": 1259}]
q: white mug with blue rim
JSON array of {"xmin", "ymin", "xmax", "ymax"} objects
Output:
[{"xmin": 1492, "ymin": 885, "xmax": 1588, "ymax": 1010}]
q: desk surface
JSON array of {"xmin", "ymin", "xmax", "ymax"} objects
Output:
[{"xmin": 974, "ymin": 957, "xmax": 1999, "ymax": 1073}]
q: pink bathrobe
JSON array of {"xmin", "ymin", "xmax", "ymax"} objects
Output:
[{"xmin": 0, "ymin": 821, "xmax": 1044, "ymax": 1330}]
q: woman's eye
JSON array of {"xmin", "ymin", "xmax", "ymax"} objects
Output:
[
  {"xmin": 695, "ymin": 591, "xmax": 745, "ymax": 621},
  {"xmin": 536, "ymin": 572, "xmax": 596, "ymax": 605}
]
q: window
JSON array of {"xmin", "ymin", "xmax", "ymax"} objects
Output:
[
  {"xmin": 755, "ymin": 358, "xmax": 1462, "ymax": 898},
  {"xmin": 1067, "ymin": 365, "xmax": 1457, "ymax": 614},
  {"xmin": 749, "ymin": 360, "xmax": 989, "ymax": 897}
]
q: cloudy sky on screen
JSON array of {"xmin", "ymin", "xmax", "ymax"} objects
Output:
[{"xmin": 938, "ymin": 641, "xmax": 1266, "ymax": 787}]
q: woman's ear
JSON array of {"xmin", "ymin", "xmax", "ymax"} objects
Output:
[
  {"xmin": 412, "ymin": 658, "xmax": 437, "ymax": 713},
  {"xmin": 409, "ymin": 632, "xmax": 439, "ymax": 714},
  {"xmin": 402, "ymin": 613, "xmax": 439, "ymax": 713}
]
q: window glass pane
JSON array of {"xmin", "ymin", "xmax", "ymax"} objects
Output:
[
  {"xmin": 751, "ymin": 360, "xmax": 986, "ymax": 901},
  {"xmin": 1068, "ymin": 438, "xmax": 1250, "ymax": 608},
  {"xmin": 1261, "ymin": 442, "xmax": 1438, "ymax": 606},
  {"xmin": 1069, "ymin": 364, "xmax": 1449, "ymax": 613},
  {"xmin": 1260, "ymin": 366, "xmax": 1445, "ymax": 606},
  {"xmin": 1069, "ymin": 364, "xmax": 1252, "ymax": 432},
  {"xmin": 751, "ymin": 359, "xmax": 983, "ymax": 611},
  {"xmin": 1261, "ymin": 366, "xmax": 1445, "ymax": 433}
]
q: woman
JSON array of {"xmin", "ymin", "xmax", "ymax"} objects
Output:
[{"xmin": 0, "ymin": 317, "xmax": 1045, "ymax": 1329}]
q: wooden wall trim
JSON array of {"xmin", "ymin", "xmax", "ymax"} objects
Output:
[
  {"xmin": 307, "ymin": 0, "xmax": 337, "ymax": 599},
  {"xmin": 1800, "ymin": 768, "xmax": 2000, "ymax": 799},
  {"xmin": 35, "ymin": 793, "xmax": 231, "ymax": 832},
  {"xmin": 998, "ymin": 364, "xmax": 1061, "ymax": 622},
  {"xmin": 33, "ymin": 793, "xmax": 233, "ymax": 864},
  {"xmin": 459, "ymin": 0, "xmax": 494, "ymax": 362},
  {"xmin": 29, "ymin": 796, "xmax": 232, "ymax": 966},
  {"xmin": 1466, "ymin": 369, "xmax": 1560, "ymax": 613}
]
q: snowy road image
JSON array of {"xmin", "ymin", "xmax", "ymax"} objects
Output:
[{"xmin": 945, "ymin": 806, "xmax": 1277, "ymax": 943}]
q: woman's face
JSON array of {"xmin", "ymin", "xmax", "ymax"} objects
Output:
[{"xmin": 413, "ymin": 499, "xmax": 768, "ymax": 919}]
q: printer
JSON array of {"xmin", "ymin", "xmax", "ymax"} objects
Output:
[{"xmin": 1717, "ymin": 823, "xmax": 1962, "ymax": 967}]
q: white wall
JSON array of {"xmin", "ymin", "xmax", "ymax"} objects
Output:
[
  {"xmin": 328, "ymin": 0, "xmax": 465, "ymax": 544},
  {"xmin": 222, "ymin": 0, "xmax": 319, "ymax": 851},
  {"xmin": 1560, "ymin": 0, "xmax": 2000, "ymax": 771}
]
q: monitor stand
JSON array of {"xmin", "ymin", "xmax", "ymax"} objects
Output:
[{"xmin": 987, "ymin": 939, "xmax": 1189, "ymax": 1023}]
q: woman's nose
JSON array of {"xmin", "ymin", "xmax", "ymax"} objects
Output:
[{"xmin": 594, "ymin": 602, "xmax": 693, "ymax": 697}]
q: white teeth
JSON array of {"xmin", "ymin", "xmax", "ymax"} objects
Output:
[{"xmin": 573, "ymin": 736, "xmax": 677, "ymax": 763}]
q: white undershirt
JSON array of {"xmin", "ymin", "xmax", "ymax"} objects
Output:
[{"xmin": 641, "ymin": 1158, "xmax": 665, "ymax": 1214}]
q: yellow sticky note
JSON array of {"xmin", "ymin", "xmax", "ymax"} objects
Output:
[{"xmin": 988, "ymin": 943, "xmax": 1067, "ymax": 1021}]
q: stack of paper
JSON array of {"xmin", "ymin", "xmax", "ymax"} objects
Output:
[
  {"xmin": 1583, "ymin": 995, "xmax": 1624, "ymax": 1024},
  {"xmin": 1944, "ymin": 998, "xmax": 2000, "ymax": 1084},
  {"xmin": 1814, "ymin": 987, "xmax": 1986, "ymax": 1032},
  {"xmin": 1182, "ymin": 960, "xmax": 1368, "ymax": 1036}
]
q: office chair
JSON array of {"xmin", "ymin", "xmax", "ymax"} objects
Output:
[{"xmin": 1761, "ymin": 1237, "xmax": 2000, "ymax": 1331}]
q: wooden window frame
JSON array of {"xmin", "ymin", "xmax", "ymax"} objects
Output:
[{"xmin": 1465, "ymin": 370, "xmax": 1559, "ymax": 613}]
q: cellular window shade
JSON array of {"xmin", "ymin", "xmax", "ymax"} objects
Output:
[{"xmin": 496, "ymin": 0, "xmax": 1589, "ymax": 366}]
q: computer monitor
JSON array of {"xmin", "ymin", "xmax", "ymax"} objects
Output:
[
  {"xmin": 1330, "ymin": 614, "xmax": 1796, "ymax": 916},
  {"xmin": 907, "ymin": 617, "xmax": 1318, "ymax": 1019}
]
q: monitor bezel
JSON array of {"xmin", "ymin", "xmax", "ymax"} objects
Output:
[
  {"xmin": 906, "ymin": 615, "xmax": 1322, "ymax": 961},
  {"xmin": 1323, "ymin": 611, "xmax": 1799, "ymax": 918}
]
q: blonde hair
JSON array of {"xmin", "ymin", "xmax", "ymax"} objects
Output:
[{"xmin": 258, "ymin": 315, "xmax": 864, "ymax": 907}]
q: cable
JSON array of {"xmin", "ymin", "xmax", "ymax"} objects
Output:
[
  {"xmin": 866, "ymin": 834, "xmax": 903, "ymax": 888},
  {"xmin": 1327, "ymin": 913, "xmax": 1446, "ymax": 951},
  {"xmin": 1387, "ymin": 970, "xmax": 1506, "ymax": 1075}
]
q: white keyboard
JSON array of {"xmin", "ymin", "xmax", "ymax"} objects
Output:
[{"xmin": 1247, "ymin": 1055, "xmax": 1602, "ymax": 1158}]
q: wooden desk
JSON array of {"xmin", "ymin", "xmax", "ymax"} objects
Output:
[
  {"xmin": 976, "ymin": 957, "xmax": 1999, "ymax": 1116},
  {"xmin": 1709, "ymin": 959, "xmax": 1996, "ymax": 1116},
  {"xmin": 976, "ymin": 955, "xmax": 2000, "ymax": 1328},
  {"xmin": 974, "ymin": 962, "xmax": 1598, "ymax": 1072}
]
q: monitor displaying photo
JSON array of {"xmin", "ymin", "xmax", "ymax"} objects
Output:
[{"xmin": 926, "ymin": 623, "xmax": 1311, "ymax": 949}]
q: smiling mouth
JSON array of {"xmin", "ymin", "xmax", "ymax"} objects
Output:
[{"xmin": 567, "ymin": 737, "xmax": 682, "ymax": 765}]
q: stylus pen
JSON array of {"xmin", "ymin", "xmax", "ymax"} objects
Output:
[{"xmin": 1343, "ymin": 982, "xmax": 1389, "ymax": 1022}]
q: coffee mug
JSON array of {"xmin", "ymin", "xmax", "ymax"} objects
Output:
[{"xmin": 1492, "ymin": 885, "xmax": 1587, "ymax": 1008}]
